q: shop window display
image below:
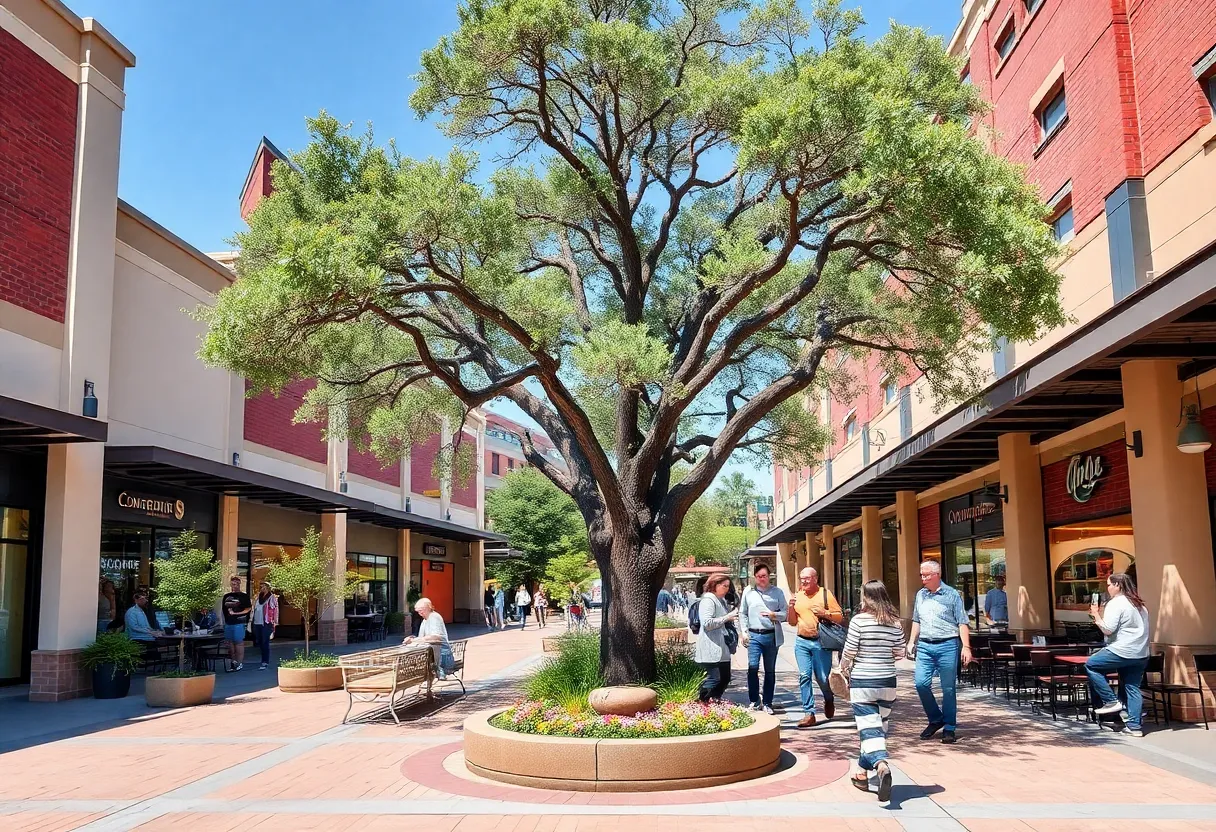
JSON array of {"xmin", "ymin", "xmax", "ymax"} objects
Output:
[
  {"xmin": 345, "ymin": 552, "xmax": 397, "ymax": 614},
  {"xmin": 1053, "ymin": 548, "xmax": 1134, "ymax": 610},
  {"xmin": 1048, "ymin": 514, "xmax": 1134, "ymax": 621}
]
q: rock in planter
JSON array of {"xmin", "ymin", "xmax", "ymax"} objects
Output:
[
  {"xmin": 588, "ymin": 685, "xmax": 658, "ymax": 716},
  {"xmin": 145, "ymin": 673, "xmax": 215, "ymax": 708},
  {"xmin": 278, "ymin": 666, "xmax": 344, "ymax": 693}
]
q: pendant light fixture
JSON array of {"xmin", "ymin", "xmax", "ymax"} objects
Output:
[{"xmin": 1177, "ymin": 376, "xmax": 1212, "ymax": 455}]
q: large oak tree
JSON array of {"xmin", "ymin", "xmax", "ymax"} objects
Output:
[{"xmin": 199, "ymin": 0, "xmax": 1064, "ymax": 683}]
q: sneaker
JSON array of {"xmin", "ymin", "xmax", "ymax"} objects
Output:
[
  {"xmin": 259, "ymin": 662, "xmax": 268, "ymax": 670},
  {"xmin": 797, "ymin": 714, "xmax": 817, "ymax": 728},
  {"xmin": 941, "ymin": 729, "xmax": 957, "ymax": 744},
  {"xmin": 763, "ymin": 705, "xmax": 774, "ymax": 715},
  {"xmin": 233, "ymin": 662, "xmax": 243, "ymax": 671},
  {"xmin": 824, "ymin": 699, "xmax": 835, "ymax": 720},
  {"xmin": 1123, "ymin": 727, "xmax": 1145, "ymax": 738},
  {"xmin": 1095, "ymin": 700, "xmax": 1124, "ymax": 716},
  {"xmin": 919, "ymin": 722, "xmax": 945, "ymax": 740}
]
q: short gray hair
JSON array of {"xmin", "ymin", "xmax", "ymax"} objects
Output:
[
  {"xmin": 919, "ymin": 560, "xmax": 942, "ymax": 574},
  {"xmin": 414, "ymin": 597, "xmax": 434, "ymax": 613}
]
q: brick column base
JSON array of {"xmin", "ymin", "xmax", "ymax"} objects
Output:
[
  {"xmin": 30, "ymin": 649, "xmax": 91, "ymax": 702},
  {"xmin": 317, "ymin": 619, "xmax": 348, "ymax": 646}
]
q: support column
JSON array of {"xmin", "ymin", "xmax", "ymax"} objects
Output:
[
  {"xmin": 775, "ymin": 541, "xmax": 797, "ymax": 596},
  {"xmin": 821, "ymin": 524, "xmax": 836, "ymax": 594},
  {"xmin": 998, "ymin": 433, "xmax": 1052, "ymax": 639},
  {"xmin": 861, "ymin": 506, "xmax": 882, "ymax": 584},
  {"xmin": 1122, "ymin": 360, "xmax": 1216, "ymax": 720},
  {"xmin": 804, "ymin": 532, "xmax": 820, "ymax": 575},
  {"xmin": 895, "ymin": 491, "xmax": 920, "ymax": 628},
  {"xmin": 469, "ymin": 541, "xmax": 485, "ymax": 612},
  {"xmin": 31, "ymin": 444, "xmax": 104, "ymax": 701},
  {"xmin": 317, "ymin": 512, "xmax": 349, "ymax": 645},
  {"xmin": 216, "ymin": 495, "xmax": 240, "ymax": 618}
]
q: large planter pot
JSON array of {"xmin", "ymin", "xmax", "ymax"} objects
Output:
[
  {"xmin": 145, "ymin": 673, "xmax": 215, "ymax": 708},
  {"xmin": 653, "ymin": 628, "xmax": 688, "ymax": 646},
  {"xmin": 278, "ymin": 665, "xmax": 343, "ymax": 693},
  {"xmin": 464, "ymin": 709, "xmax": 782, "ymax": 791},
  {"xmin": 91, "ymin": 664, "xmax": 131, "ymax": 700}
]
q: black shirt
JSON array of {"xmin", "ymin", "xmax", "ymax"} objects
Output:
[
  {"xmin": 484, "ymin": 589, "xmax": 495, "ymax": 608},
  {"xmin": 222, "ymin": 591, "xmax": 252, "ymax": 625}
]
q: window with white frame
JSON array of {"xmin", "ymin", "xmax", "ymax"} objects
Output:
[
  {"xmin": 881, "ymin": 374, "xmax": 898, "ymax": 406},
  {"xmin": 1046, "ymin": 181, "xmax": 1075, "ymax": 244},
  {"xmin": 844, "ymin": 415, "xmax": 858, "ymax": 442}
]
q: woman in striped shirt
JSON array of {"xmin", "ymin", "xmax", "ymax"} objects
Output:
[{"xmin": 840, "ymin": 580, "xmax": 906, "ymax": 802}]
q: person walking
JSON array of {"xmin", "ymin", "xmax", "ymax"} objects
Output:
[
  {"xmin": 788, "ymin": 566, "xmax": 845, "ymax": 726},
  {"xmin": 483, "ymin": 586, "xmax": 496, "ymax": 630},
  {"xmin": 841, "ymin": 581, "xmax": 906, "ymax": 802},
  {"xmin": 493, "ymin": 585, "xmax": 506, "ymax": 630},
  {"xmin": 909, "ymin": 560, "xmax": 972, "ymax": 743},
  {"xmin": 1085, "ymin": 572, "xmax": 1151, "ymax": 737},
  {"xmin": 694, "ymin": 574, "xmax": 739, "ymax": 702},
  {"xmin": 656, "ymin": 586, "xmax": 674, "ymax": 616},
  {"xmin": 533, "ymin": 587, "xmax": 548, "ymax": 628},
  {"xmin": 515, "ymin": 584, "xmax": 532, "ymax": 630},
  {"xmin": 221, "ymin": 576, "xmax": 253, "ymax": 672},
  {"xmin": 250, "ymin": 580, "xmax": 278, "ymax": 670},
  {"xmin": 739, "ymin": 562, "xmax": 787, "ymax": 714}
]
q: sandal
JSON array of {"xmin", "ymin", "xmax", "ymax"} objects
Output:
[
  {"xmin": 851, "ymin": 774, "xmax": 870, "ymax": 792},
  {"xmin": 875, "ymin": 762, "xmax": 892, "ymax": 802}
]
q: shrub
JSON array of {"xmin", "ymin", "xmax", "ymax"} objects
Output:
[
  {"xmin": 79, "ymin": 632, "xmax": 145, "ymax": 679},
  {"xmin": 279, "ymin": 649, "xmax": 339, "ymax": 669},
  {"xmin": 491, "ymin": 700, "xmax": 752, "ymax": 738},
  {"xmin": 654, "ymin": 615, "xmax": 683, "ymax": 630},
  {"xmin": 653, "ymin": 644, "xmax": 706, "ymax": 705},
  {"xmin": 523, "ymin": 631, "xmax": 603, "ymax": 712},
  {"xmin": 384, "ymin": 611, "xmax": 406, "ymax": 633}
]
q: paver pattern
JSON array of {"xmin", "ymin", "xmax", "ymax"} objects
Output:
[{"xmin": 1, "ymin": 617, "xmax": 1213, "ymax": 832}]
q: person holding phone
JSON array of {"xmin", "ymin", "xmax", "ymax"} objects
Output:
[
  {"xmin": 1085, "ymin": 572, "xmax": 1151, "ymax": 737},
  {"xmin": 694, "ymin": 574, "xmax": 739, "ymax": 702},
  {"xmin": 739, "ymin": 562, "xmax": 788, "ymax": 715}
]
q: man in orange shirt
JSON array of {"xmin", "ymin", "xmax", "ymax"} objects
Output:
[{"xmin": 788, "ymin": 566, "xmax": 844, "ymax": 727}]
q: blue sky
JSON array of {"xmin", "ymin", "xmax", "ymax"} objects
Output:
[{"xmin": 77, "ymin": 0, "xmax": 963, "ymax": 496}]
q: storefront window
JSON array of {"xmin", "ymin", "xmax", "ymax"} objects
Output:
[
  {"xmin": 100, "ymin": 524, "xmax": 214, "ymax": 631},
  {"xmin": 0, "ymin": 507, "xmax": 30, "ymax": 683},
  {"xmin": 1048, "ymin": 514, "xmax": 1134, "ymax": 622},
  {"xmin": 880, "ymin": 518, "xmax": 900, "ymax": 605},
  {"xmin": 345, "ymin": 553, "xmax": 397, "ymax": 614},
  {"xmin": 939, "ymin": 490, "xmax": 1005, "ymax": 631},
  {"xmin": 835, "ymin": 531, "xmax": 863, "ymax": 615},
  {"xmin": 240, "ymin": 540, "xmax": 312, "ymax": 640}
]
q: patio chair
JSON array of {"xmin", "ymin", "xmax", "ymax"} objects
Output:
[
  {"xmin": 195, "ymin": 640, "xmax": 232, "ymax": 673},
  {"xmin": 1154, "ymin": 653, "xmax": 1213, "ymax": 730},
  {"xmin": 1139, "ymin": 653, "xmax": 1169, "ymax": 727},
  {"xmin": 1031, "ymin": 649, "xmax": 1088, "ymax": 720}
]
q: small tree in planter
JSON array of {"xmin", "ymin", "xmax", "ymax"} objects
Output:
[
  {"xmin": 154, "ymin": 529, "xmax": 223, "ymax": 675},
  {"xmin": 266, "ymin": 527, "xmax": 360, "ymax": 659}
]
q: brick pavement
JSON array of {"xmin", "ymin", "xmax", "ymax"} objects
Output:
[{"xmin": 0, "ymin": 616, "xmax": 1214, "ymax": 831}]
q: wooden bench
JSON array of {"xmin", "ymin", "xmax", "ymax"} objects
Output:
[{"xmin": 339, "ymin": 645, "xmax": 433, "ymax": 724}]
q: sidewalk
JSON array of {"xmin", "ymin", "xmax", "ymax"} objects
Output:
[{"xmin": 0, "ymin": 620, "xmax": 1214, "ymax": 832}]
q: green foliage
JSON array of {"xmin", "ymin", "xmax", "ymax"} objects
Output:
[
  {"xmin": 265, "ymin": 528, "xmax": 360, "ymax": 657},
  {"xmin": 543, "ymin": 552, "xmax": 597, "ymax": 598},
  {"xmin": 79, "ymin": 632, "xmax": 144, "ymax": 679},
  {"xmin": 491, "ymin": 699, "xmax": 752, "ymax": 738},
  {"xmin": 279, "ymin": 649, "xmax": 340, "ymax": 669},
  {"xmin": 486, "ymin": 468, "xmax": 588, "ymax": 588},
  {"xmin": 653, "ymin": 644, "xmax": 708, "ymax": 705},
  {"xmin": 153, "ymin": 530, "xmax": 223, "ymax": 674},
  {"xmin": 384, "ymin": 610, "xmax": 406, "ymax": 633},
  {"xmin": 157, "ymin": 670, "xmax": 208, "ymax": 679},
  {"xmin": 673, "ymin": 499, "xmax": 751, "ymax": 566},
  {"xmin": 523, "ymin": 631, "xmax": 604, "ymax": 711},
  {"xmin": 711, "ymin": 472, "xmax": 759, "ymax": 525},
  {"xmin": 654, "ymin": 615, "xmax": 683, "ymax": 630}
]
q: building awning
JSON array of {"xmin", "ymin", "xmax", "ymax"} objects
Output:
[
  {"xmin": 0, "ymin": 395, "xmax": 107, "ymax": 449},
  {"xmin": 104, "ymin": 445, "xmax": 504, "ymax": 543},
  {"xmin": 762, "ymin": 240, "xmax": 1216, "ymax": 544}
]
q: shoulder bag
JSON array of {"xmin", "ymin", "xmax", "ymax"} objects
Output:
[{"xmin": 815, "ymin": 588, "xmax": 847, "ymax": 652}]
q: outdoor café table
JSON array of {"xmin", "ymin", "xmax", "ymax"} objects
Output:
[
  {"xmin": 156, "ymin": 632, "xmax": 223, "ymax": 671},
  {"xmin": 1055, "ymin": 654, "xmax": 1090, "ymax": 666}
]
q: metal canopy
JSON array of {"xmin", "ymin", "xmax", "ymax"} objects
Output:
[
  {"xmin": 104, "ymin": 445, "xmax": 504, "ymax": 543},
  {"xmin": 0, "ymin": 395, "xmax": 107, "ymax": 449},
  {"xmin": 762, "ymin": 240, "xmax": 1216, "ymax": 544}
]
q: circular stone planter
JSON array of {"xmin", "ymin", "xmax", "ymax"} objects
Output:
[
  {"xmin": 145, "ymin": 673, "xmax": 215, "ymax": 708},
  {"xmin": 463, "ymin": 708, "xmax": 781, "ymax": 792},
  {"xmin": 278, "ymin": 665, "xmax": 343, "ymax": 693}
]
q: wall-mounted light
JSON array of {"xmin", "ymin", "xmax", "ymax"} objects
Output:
[
  {"xmin": 1178, "ymin": 377, "xmax": 1212, "ymax": 455},
  {"xmin": 1125, "ymin": 430, "xmax": 1143, "ymax": 458},
  {"xmin": 232, "ymin": 452, "xmax": 242, "ymax": 467},
  {"xmin": 338, "ymin": 471, "xmax": 349, "ymax": 493},
  {"xmin": 446, "ymin": 510, "xmax": 452, "ymax": 520},
  {"xmin": 405, "ymin": 496, "xmax": 412, "ymax": 513},
  {"xmin": 82, "ymin": 380, "xmax": 98, "ymax": 419}
]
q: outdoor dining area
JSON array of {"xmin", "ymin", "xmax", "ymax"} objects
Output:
[{"xmin": 965, "ymin": 628, "xmax": 1212, "ymax": 730}]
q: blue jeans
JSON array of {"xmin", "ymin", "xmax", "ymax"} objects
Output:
[
  {"xmin": 746, "ymin": 631, "xmax": 778, "ymax": 706},
  {"xmin": 251, "ymin": 623, "xmax": 273, "ymax": 666},
  {"xmin": 1085, "ymin": 648, "xmax": 1148, "ymax": 730},
  {"xmin": 794, "ymin": 636, "xmax": 834, "ymax": 715},
  {"xmin": 914, "ymin": 639, "xmax": 960, "ymax": 731}
]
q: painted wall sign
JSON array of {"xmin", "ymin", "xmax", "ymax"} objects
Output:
[
  {"xmin": 1065, "ymin": 454, "xmax": 1105, "ymax": 503},
  {"xmin": 423, "ymin": 542, "xmax": 446, "ymax": 557},
  {"xmin": 946, "ymin": 501, "xmax": 998, "ymax": 525},
  {"xmin": 427, "ymin": 561, "xmax": 447, "ymax": 572},
  {"xmin": 941, "ymin": 489, "xmax": 1004, "ymax": 541},
  {"xmin": 117, "ymin": 491, "xmax": 185, "ymax": 521}
]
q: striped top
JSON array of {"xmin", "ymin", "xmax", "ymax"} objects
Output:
[{"xmin": 842, "ymin": 612, "xmax": 906, "ymax": 683}]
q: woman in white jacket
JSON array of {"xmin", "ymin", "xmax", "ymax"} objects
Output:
[
  {"xmin": 1085, "ymin": 572, "xmax": 1151, "ymax": 737},
  {"xmin": 693, "ymin": 573, "xmax": 739, "ymax": 702}
]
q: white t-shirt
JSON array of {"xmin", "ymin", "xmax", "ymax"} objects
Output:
[
  {"xmin": 418, "ymin": 611, "xmax": 450, "ymax": 645},
  {"xmin": 515, "ymin": 589, "xmax": 531, "ymax": 606},
  {"xmin": 1100, "ymin": 594, "xmax": 1150, "ymax": 659}
]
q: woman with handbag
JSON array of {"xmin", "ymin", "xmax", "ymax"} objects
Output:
[
  {"xmin": 839, "ymin": 580, "xmax": 906, "ymax": 802},
  {"xmin": 788, "ymin": 567, "xmax": 845, "ymax": 727},
  {"xmin": 694, "ymin": 574, "xmax": 739, "ymax": 702}
]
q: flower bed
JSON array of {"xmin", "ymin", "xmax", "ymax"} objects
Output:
[{"xmin": 491, "ymin": 699, "xmax": 752, "ymax": 739}]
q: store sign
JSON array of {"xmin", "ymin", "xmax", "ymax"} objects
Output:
[
  {"xmin": 117, "ymin": 491, "xmax": 185, "ymax": 521},
  {"xmin": 423, "ymin": 542, "xmax": 446, "ymax": 557},
  {"xmin": 1065, "ymin": 454, "xmax": 1105, "ymax": 503},
  {"xmin": 946, "ymin": 501, "xmax": 999, "ymax": 525},
  {"xmin": 100, "ymin": 557, "xmax": 141, "ymax": 571},
  {"xmin": 941, "ymin": 489, "xmax": 1004, "ymax": 542},
  {"xmin": 428, "ymin": 561, "xmax": 447, "ymax": 572}
]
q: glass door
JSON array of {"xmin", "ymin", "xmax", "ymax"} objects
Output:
[
  {"xmin": 0, "ymin": 508, "xmax": 30, "ymax": 683},
  {"xmin": 945, "ymin": 540, "xmax": 977, "ymax": 629}
]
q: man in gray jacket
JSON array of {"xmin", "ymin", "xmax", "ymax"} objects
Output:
[{"xmin": 740, "ymin": 563, "xmax": 788, "ymax": 714}]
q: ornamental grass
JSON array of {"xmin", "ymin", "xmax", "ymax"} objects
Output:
[{"xmin": 491, "ymin": 699, "xmax": 753, "ymax": 739}]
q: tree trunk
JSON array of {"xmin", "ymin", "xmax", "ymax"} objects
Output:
[{"xmin": 596, "ymin": 538, "xmax": 670, "ymax": 685}]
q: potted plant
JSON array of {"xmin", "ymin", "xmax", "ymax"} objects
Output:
[
  {"xmin": 146, "ymin": 529, "xmax": 222, "ymax": 707},
  {"xmin": 266, "ymin": 527, "xmax": 360, "ymax": 693},
  {"xmin": 79, "ymin": 632, "xmax": 144, "ymax": 699},
  {"xmin": 384, "ymin": 610, "xmax": 406, "ymax": 635}
]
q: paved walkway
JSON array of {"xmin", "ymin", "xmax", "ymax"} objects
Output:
[{"xmin": 1, "ymin": 618, "xmax": 1214, "ymax": 831}]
